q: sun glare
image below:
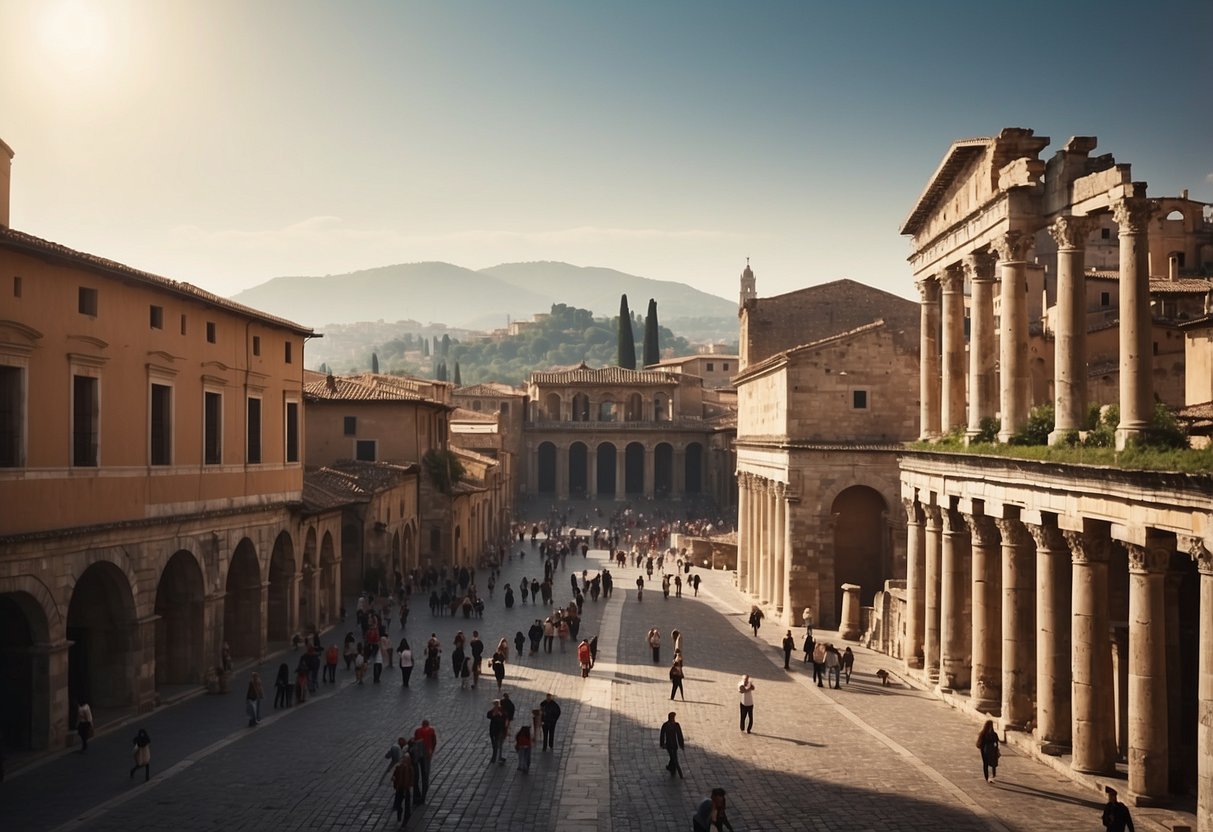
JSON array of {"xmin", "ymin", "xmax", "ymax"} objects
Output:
[{"xmin": 38, "ymin": 0, "xmax": 110, "ymax": 73}]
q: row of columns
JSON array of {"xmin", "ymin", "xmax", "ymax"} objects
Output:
[
  {"xmin": 737, "ymin": 472, "xmax": 790, "ymax": 615},
  {"xmin": 904, "ymin": 497, "xmax": 1210, "ymax": 814},
  {"xmin": 916, "ymin": 198, "xmax": 1155, "ymax": 449},
  {"xmin": 527, "ymin": 441, "xmax": 693, "ymax": 500}
]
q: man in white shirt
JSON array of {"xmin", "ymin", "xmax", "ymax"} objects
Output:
[{"xmin": 738, "ymin": 674, "xmax": 755, "ymax": 733}]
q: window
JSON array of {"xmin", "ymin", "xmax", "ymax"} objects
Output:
[
  {"xmin": 206, "ymin": 322, "xmax": 216, "ymax": 343},
  {"xmin": 722, "ymin": 362, "xmax": 729, "ymax": 371},
  {"xmin": 150, "ymin": 383, "xmax": 172, "ymax": 465},
  {"xmin": 204, "ymin": 391, "xmax": 222, "ymax": 465},
  {"xmin": 284, "ymin": 400, "xmax": 299, "ymax": 463},
  {"xmin": 355, "ymin": 439, "xmax": 376, "ymax": 461},
  {"xmin": 343, "ymin": 416, "xmax": 357, "ymax": 436},
  {"xmin": 471, "ymin": 400, "xmax": 482, "ymax": 411},
  {"xmin": 852, "ymin": 390, "xmax": 869, "ymax": 410},
  {"xmin": 246, "ymin": 396, "xmax": 262, "ymax": 464},
  {"xmin": 284, "ymin": 341, "xmax": 293, "ymax": 364},
  {"xmin": 252, "ymin": 335, "xmax": 261, "ymax": 356},
  {"xmin": 150, "ymin": 305, "xmax": 164, "ymax": 330},
  {"xmin": 72, "ymin": 375, "xmax": 99, "ymax": 466},
  {"xmin": 1101, "ymin": 227, "xmax": 1111, "ymax": 240},
  {"xmin": 706, "ymin": 362, "xmax": 714, "ymax": 372},
  {"xmin": 1100, "ymin": 292, "xmax": 1111, "ymax": 307},
  {"xmin": 12, "ymin": 276, "xmax": 21, "ymax": 298},
  {"xmin": 180, "ymin": 314, "xmax": 188, "ymax": 335},
  {"xmin": 500, "ymin": 402, "xmax": 510, "ymax": 416},
  {"xmin": 78, "ymin": 287, "xmax": 98, "ymax": 316},
  {"xmin": 0, "ymin": 365, "xmax": 24, "ymax": 467}
]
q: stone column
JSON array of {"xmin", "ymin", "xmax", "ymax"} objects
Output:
[
  {"xmin": 998, "ymin": 517, "xmax": 1035, "ymax": 729},
  {"xmin": 903, "ymin": 498, "xmax": 926, "ymax": 669},
  {"xmin": 773, "ymin": 483, "xmax": 787, "ymax": 615},
  {"xmin": 1029, "ymin": 522, "xmax": 1072, "ymax": 754},
  {"xmin": 994, "ymin": 231, "xmax": 1032, "ymax": 442},
  {"xmin": 940, "ymin": 264, "xmax": 966, "ymax": 434},
  {"xmin": 1126, "ymin": 542, "xmax": 1170, "ymax": 801},
  {"xmin": 917, "ymin": 278, "xmax": 941, "ymax": 440},
  {"xmin": 840, "ymin": 584, "xmax": 862, "ymax": 640},
  {"xmin": 556, "ymin": 445, "xmax": 569, "ymax": 500},
  {"xmin": 1113, "ymin": 198, "xmax": 1155, "ymax": 449},
  {"xmin": 1048, "ymin": 216, "xmax": 1093, "ymax": 444},
  {"xmin": 758, "ymin": 481, "xmax": 771, "ymax": 605},
  {"xmin": 968, "ymin": 514, "xmax": 1001, "ymax": 712},
  {"xmin": 939, "ymin": 507, "xmax": 971, "ymax": 692},
  {"xmin": 736, "ymin": 474, "xmax": 750, "ymax": 593},
  {"xmin": 965, "ymin": 252, "xmax": 997, "ymax": 442},
  {"xmin": 615, "ymin": 446, "xmax": 625, "ymax": 501},
  {"xmin": 1067, "ymin": 528, "xmax": 1117, "ymax": 774},
  {"xmin": 1191, "ymin": 540, "xmax": 1213, "ymax": 832},
  {"xmin": 923, "ymin": 504, "xmax": 942, "ymax": 684},
  {"xmin": 588, "ymin": 451, "xmax": 598, "ymax": 499}
]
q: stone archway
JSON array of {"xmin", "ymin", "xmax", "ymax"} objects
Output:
[
  {"xmin": 537, "ymin": 442, "xmax": 557, "ymax": 495},
  {"xmin": 154, "ymin": 550, "xmax": 205, "ymax": 687},
  {"xmin": 596, "ymin": 442, "xmax": 617, "ymax": 497},
  {"xmin": 654, "ymin": 442, "xmax": 673, "ymax": 496},
  {"xmin": 68, "ymin": 561, "xmax": 137, "ymax": 714},
  {"xmin": 267, "ymin": 532, "xmax": 295, "ymax": 643},
  {"xmin": 625, "ymin": 442, "xmax": 645, "ymax": 495},
  {"xmin": 569, "ymin": 442, "xmax": 588, "ymax": 498},
  {"xmin": 0, "ymin": 590, "xmax": 52, "ymax": 752},
  {"xmin": 831, "ymin": 485, "xmax": 889, "ymax": 618},
  {"xmin": 320, "ymin": 531, "xmax": 337, "ymax": 625},
  {"xmin": 685, "ymin": 442, "xmax": 704, "ymax": 494},
  {"xmin": 223, "ymin": 539, "xmax": 263, "ymax": 661}
]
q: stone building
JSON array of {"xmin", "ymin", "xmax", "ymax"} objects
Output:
[
  {"xmin": 894, "ymin": 128, "xmax": 1213, "ymax": 821},
  {"xmin": 523, "ymin": 364, "xmax": 735, "ymax": 509},
  {"xmin": 648, "ymin": 352, "xmax": 740, "ymax": 390},
  {"xmin": 734, "ymin": 269, "xmax": 920, "ymax": 628},
  {"xmin": 452, "ymin": 381, "xmax": 527, "ymax": 506}
]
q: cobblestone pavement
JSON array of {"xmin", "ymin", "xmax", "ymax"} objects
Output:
[{"xmin": 0, "ymin": 535, "xmax": 1197, "ymax": 831}]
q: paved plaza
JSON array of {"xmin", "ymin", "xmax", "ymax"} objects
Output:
[{"xmin": 0, "ymin": 536, "xmax": 1198, "ymax": 832}]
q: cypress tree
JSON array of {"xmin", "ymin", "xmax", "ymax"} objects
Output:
[
  {"xmin": 422, "ymin": 340, "xmax": 429, "ymax": 357},
  {"xmin": 441, "ymin": 334, "xmax": 451, "ymax": 356},
  {"xmin": 453, "ymin": 361, "xmax": 462, "ymax": 385},
  {"xmin": 371, "ymin": 352, "xmax": 380, "ymax": 373},
  {"xmin": 617, "ymin": 294, "xmax": 636, "ymax": 369},
  {"xmin": 436, "ymin": 361, "xmax": 447, "ymax": 381},
  {"xmin": 643, "ymin": 298, "xmax": 659, "ymax": 367}
]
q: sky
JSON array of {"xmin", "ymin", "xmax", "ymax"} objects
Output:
[{"xmin": 1, "ymin": 0, "xmax": 1210, "ymax": 305}]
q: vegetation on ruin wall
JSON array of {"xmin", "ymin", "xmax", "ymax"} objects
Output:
[
  {"xmin": 370, "ymin": 303, "xmax": 712, "ymax": 385},
  {"xmin": 911, "ymin": 404, "xmax": 1213, "ymax": 474}
]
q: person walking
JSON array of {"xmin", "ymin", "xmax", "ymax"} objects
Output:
[
  {"xmin": 324, "ymin": 643, "xmax": 339, "ymax": 683},
  {"xmin": 380, "ymin": 736, "xmax": 406, "ymax": 784},
  {"xmin": 1102, "ymin": 786, "xmax": 1135, "ymax": 831},
  {"xmin": 738, "ymin": 674, "xmax": 755, "ymax": 734},
  {"xmin": 811, "ymin": 640, "xmax": 827, "ymax": 686},
  {"xmin": 372, "ymin": 644, "xmax": 384, "ymax": 684},
  {"xmin": 273, "ymin": 663, "xmax": 291, "ymax": 709},
  {"xmin": 557, "ymin": 618, "xmax": 571, "ymax": 652},
  {"xmin": 129, "ymin": 728, "xmax": 152, "ymax": 781},
  {"xmin": 76, "ymin": 701, "xmax": 94, "ymax": 752},
  {"xmin": 842, "ymin": 647, "xmax": 855, "ymax": 684},
  {"xmin": 648, "ymin": 627, "xmax": 661, "ymax": 663},
  {"xmin": 803, "ymin": 630, "xmax": 815, "ymax": 665},
  {"xmin": 691, "ymin": 573, "xmax": 701, "ymax": 596},
  {"xmin": 514, "ymin": 631, "xmax": 525, "ymax": 658},
  {"xmin": 976, "ymin": 719, "xmax": 1002, "ymax": 783},
  {"xmin": 391, "ymin": 747, "xmax": 415, "ymax": 824},
  {"xmin": 669, "ymin": 660, "xmax": 685, "ymax": 701},
  {"xmin": 412, "ymin": 719, "xmax": 438, "ymax": 804},
  {"xmin": 825, "ymin": 644, "xmax": 841, "ymax": 689},
  {"xmin": 659, "ymin": 712, "xmax": 685, "ymax": 778},
  {"xmin": 398, "ymin": 639, "xmax": 414, "ymax": 687},
  {"xmin": 543, "ymin": 618, "xmax": 556, "ymax": 653},
  {"xmin": 748, "ymin": 605, "xmax": 764, "ymax": 637},
  {"xmin": 692, "ymin": 788, "xmax": 735, "ymax": 832},
  {"xmin": 578, "ymin": 639, "xmax": 593, "ymax": 678},
  {"xmin": 491, "ymin": 650, "xmax": 506, "ymax": 691},
  {"xmin": 528, "ymin": 620, "xmax": 543, "ymax": 655},
  {"xmin": 514, "ymin": 725, "xmax": 532, "ymax": 772},
  {"xmin": 246, "ymin": 671, "xmax": 263, "ymax": 726},
  {"xmin": 539, "ymin": 692, "xmax": 562, "ymax": 751},
  {"xmin": 781, "ymin": 631, "xmax": 795, "ymax": 670},
  {"xmin": 487, "ymin": 700, "xmax": 508, "ymax": 764}
]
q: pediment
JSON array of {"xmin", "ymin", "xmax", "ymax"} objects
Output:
[{"xmin": 0, "ymin": 319, "xmax": 44, "ymax": 354}]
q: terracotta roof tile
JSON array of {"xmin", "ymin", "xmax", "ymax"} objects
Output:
[
  {"xmin": 303, "ymin": 370, "xmax": 449, "ymax": 406},
  {"xmin": 455, "ymin": 383, "xmax": 524, "ymax": 397},
  {"xmin": 451, "ymin": 407, "xmax": 497, "ymax": 422},
  {"xmin": 530, "ymin": 363, "xmax": 679, "ymax": 385}
]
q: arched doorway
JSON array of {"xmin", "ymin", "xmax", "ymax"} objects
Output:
[
  {"xmin": 572, "ymin": 393, "xmax": 590, "ymax": 422},
  {"xmin": 625, "ymin": 393, "xmax": 643, "ymax": 421},
  {"xmin": 267, "ymin": 532, "xmax": 295, "ymax": 643},
  {"xmin": 654, "ymin": 393, "xmax": 670, "ymax": 422},
  {"xmin": 0, "ymin": 591, "xmax": 51, "ymax": 751},
  {"xmin": 569, "ymin": 442, "xmax": 588, "ymax": 497},
  {"xmin": 537, "ymin": 442, "xmax": 557, "ymax": 494},
  {"xmin": 68, "ymin": 561, "xmax": 137, "ymax": 716},
  {"xmin": 320, "ymin": 531, "xmax": 337, "ymax": 624},
  {"xmin": 301, "ymin": 528, "xmax": 318, "ymax": 630},
  {"xmin": 154, "ymin": 551, "xmax": 205, "ymax": 687},
  {"xmin": 625, "ymin": 442, "xmax": 645, "ymax": 495},
  {"xmin": 544, "ymin": 392, "xmax": 561, "ymax": 420},
  {"xmin": 684, "ymin": 443, "xmax": 704, "ymax": 494},
  {"xmin": 654, "ymin": 443, "xmax": 673, "ymax": 496},
  {"xmin": 341, "ymin": 521, "xmax": 362, "ymax": 597},
  {"xmin": 223, "ymin": 539, "xmax": 263, "ymax": 661},
  {"xmin": 596, "ymin": 442, "xmax": 616, "ymax": 497},
  {"xmin": 831, "ymin": 486, "xmax": 888, "ymax": 622}
]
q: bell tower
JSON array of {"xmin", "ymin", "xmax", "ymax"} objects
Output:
[{"xmin": 739, "ymin": 258, "xmax": 756, "ymax": 309}]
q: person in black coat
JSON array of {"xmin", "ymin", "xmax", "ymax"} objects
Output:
[
  {"xmin": 659, "ymin": 712, "xmax": 685, "ymax": 778},
  {"xmin": 538, "ymin": 693, "xmax": 561, "ymax": 750}
]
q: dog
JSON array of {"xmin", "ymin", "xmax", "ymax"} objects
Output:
[{"xmin": 875, "ymin": 668, "xmax": 891, "ymax": 686}]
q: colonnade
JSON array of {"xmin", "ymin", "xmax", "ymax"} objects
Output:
[
  {"xmin": 528, "ymin": 439, "xmax": 704, "ymax": 500},
  {"xmin": 736, "ymin": 472, "xmax": 791, "ymax": 615},
  {"xmin": 916, "ymin": 198, "xmax": 1155, "ymax": 449},
  {"xmin": 903, "ymin": 495, "xmax": 1209, "ymax": 811}
]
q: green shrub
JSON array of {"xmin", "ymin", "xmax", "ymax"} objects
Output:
[
  {"xmin": 1009, "ymin": 404, "xmax": 1054, "ymax": 446},
  {"xmin": 972, "ymin": 416, "xmax": 999, "ymax": 445}
]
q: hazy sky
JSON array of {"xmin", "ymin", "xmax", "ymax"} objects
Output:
[{"xmin": 1, "ymin": 0, "xmax": 1210, "ymax": 304}]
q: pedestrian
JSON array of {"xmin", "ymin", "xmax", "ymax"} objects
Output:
[
  {"xmin": 543, "ymin": 618, "xmax": 555, "ymax": 653},
  {"xmin": 398, "ymin": 638, "xmax": 414, "ymax": 687},
  {"xmin": 354, "ymin": 645, "xmax": 367, "ymax": 684},
  {"xmin": 811, "ymin": 640, "xmax": 827, "ymax": 686},
  {"xmin": 539, "ymin": 692, "xmax": 562, "ymax": 750},
  {"xmin": 842, "ymin": 647, "xmax": 855, "ymax": 684},
  {"xmin": 659, "ymin": 711, "xmax": 685, "ymax": 778},
  {"xmin": 578, "ymin": 639, "xmax": 593, "ymax": 677},
  {"xmin": 380, "ymin": 736, "xmax": 406, "ymax": 783},
  {"xmin": 635, "ymin": 575, "xmax": 644, "ymax": 601},
  {"xmin": 738, "ymin": 674, "xmax": 755, "ymax": 734},
  {"xmin": 344, "ymin": 632, "xmax": 357, "ymax": 670},
  {"xmin": 515, "ymin": 725, "xmax": 532, "ymax": 772},
  {"xmin": 558, "ymin": 618, "xmax": 571, "ymax": 651},
  {"xmin": 802, "ymin": 605, "xmax": 813, "ymax": 630},
  {"xmin": 487, "ymin": 700, "xmax": 508, "ymax": 764},
  {"xmin": 589, "ymin": 635, "xmax": 599, "ymax": 667},
  {"xmin": 672, "ymin": 628, "xmax": 683, "ymax": 655},
  {"xmin": 803, "ymin": 630, "xmax": 814, "ymax": 665},
  {"xmin": 407, "ymin": 738, "xmax": 427, "ymax": 807},
  {"xmin": 372, "ymin": 643, "xmax": 384, "ymax": 684},
  {"xmin": 748, "ymin": 605, "xmax": 763, "ymax": 637},
  {"xmin": 648, "ymin": 627, "xmax": 661, "ymax": 663},
  {"xmin": 496, "ymin": 636, "xmax": 510, "ymax": 661},
  {"xmin": 76, "ymin": 701, "xmax": 94, "ymax": 752},
  {"xmin": 221, "ymin": 641, "xmax": 232, "ymax": 673},
  {"xmin": 781, "ymin": 630, "xmax": 795, "ymax": 670},
  {"xmin": 1102, "ymin": 786, "xmax": 1135, "ymax": 831},
  {"xmin": 528, "ymin": 620, "xmax": 543, "ymax": 654},
  {"xmin": 674, "ymin": 574, "xmax": 682, "ymax": 598},
  {"xmin": 976, "ymin": 719, "xmax": 1002, "ymax": 783},
  {"xmin": 691, "ymin": 573, "xmax": 701, "ymax": 596},
  {"xmin": 825, "ymin": 644, "xmax": 841, "ymax": 688},
  {"xmin": 273, "ymin": 663, "xmax": 291, "ymax": 709},
  {"xmin": 246, "ymin": 671, "xmax": 263, "ymax": 726},
  {"xmin": 412, "ymin": 719, "xmax": 438, "ymax": 804},
  {"xmin": 669, "ymin": 660, "xmax": 685, "ymax": 701},
  {"xmin": 391, "ymin": 747, "xmax": 415, "ymax": 824},
  {"xmin": 491, "ymin": 650, "xmax": 506, "ymax": 691},
  {"xmin": 692, "ymin": 787, "xmax": 735, "ymax": 832},
  {"xmin": 380, "ymin": 632, "xmax": 394, "ymax": 668},
  {"xmin": 514, "ymin": 631, "xmax": 525, "ymax": 658},
  {"xmin": 324, "ymin": 643, "xmax": 339, "ymax": 683},
  {"xmin": 501, "ymin": 692, "xmax": 516, "ymax": 731},
  {"xmin": 129, "ymin": 728, "xmax": 152, "ymax": 781}
]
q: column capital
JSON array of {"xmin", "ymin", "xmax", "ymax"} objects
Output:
[
  {"xmin": 902, "ymin": 498, "xmax": 922, "ymax": 526},
  {"xmin": 1126, "ymin": 543, "xmax": 1169, "ymax": 574},
  {"xmin": 942, "ymin": 507, "xmax": 967, "ymax": 535},
  {"xmin": 1025, "ymin": 522, "xmax": 1065, "ymax": 553},
  {"xmin": 992, "ymin": 230, "xmax": 1032, "ymax": 263},
  {"xmin": 1112, "ymin": 198, "xmax": 1156, "ymax": 235},
  {"xmin": 939, "ymin": 264, "xmax": 965, "ymax": 293},
  {"xmin": 773, "ymin": 481, "xmax": 786, "ymax": 498},
  {"xmin": 915, "ymin": 277, "xmax": 940, "ymax": 304},
  {"xmin": 962, "ymin": 250, "xmax": 997, "ymax": 282},
  {"xmin": 923, "ymin": 504, "xmax": 942, "ymax": 529},
  {"xmin": 965, "ymin": 514, "xmax": 999, "ymax": 546},
  {"xmin": 1182, "ymin": 536, "xmax": 1213, "ymax": 574},
  {"xmin": 994, "ymin": 517, "xmax": 1029, "ymax": 547},
  {"xmin": 1063, "ymin": 529, "xmax": 1109, "ymax": 565},
  {"xmin": 1047, "ymin": 215, "xmax": 1096, "ymax": 251}
]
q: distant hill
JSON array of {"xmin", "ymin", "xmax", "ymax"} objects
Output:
[{"xmin": 230, "ymin": 260, "xmax": 736, "ymax": 330}]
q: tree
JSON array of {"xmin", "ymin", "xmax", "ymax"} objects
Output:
[
  {"xmin": 453, "ymin": 361, "xmax": 462, "ymax": 385},
  {"xmin": 371, "ymin": 352, "xmax": 380, "ymax": 373},
  {"xmin": 617, "ymin": 294, "xmax": 636, "ymax": 369},
  {"xmin": 441, "ymin": 334, "xmax": 451, "ymax": 356},
  {"xmin": 422, "ymin": 339, "xmax": 430, "ymax": 357},
  {"xmin": 422, "ymin": 448, "xmax": 465, "ymax": 496},
  {"xmin": 643, "ymin": 298, "xmax": 660, "ymax": 367},
  {"xmin": 436, "ymin": 361, "xmax": 448, "ymax": 381}
]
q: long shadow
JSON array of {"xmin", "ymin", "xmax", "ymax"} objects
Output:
[
  {"xmin": 992, "ymin": 780, "xmax": 1105, "ymax": 810},
  {"xmin": 745, "ymin": 732, "xmax": 826, "ymax": 748}
]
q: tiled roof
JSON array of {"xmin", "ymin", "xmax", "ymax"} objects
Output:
[
  {"xmin": 1150, "ymin": 278, "xmax": 1213, "ymax": 295},
  {"xmin": 530, "ymin": 363, "xmax": 679, "ymax": 385},
  {"xmin": 1179, "ymin": 315, "xmax": 1213, "ymax": 330},
  {"xmin": 1178, "ymin": 401, "xmax": 1213, "ymax": 420},
  {"xmin": 455, "ymin": 383, "xmax": 524, "ymax": 397},
  {"xmin": 735, "ymin": 320, "xmax": 888, "ymax": 383},
  {"xmin": 451, "ymin": 407, "xmax": 497, "ymax": 422},
  {"xmin": 0, "ymin": 227, "xmax": 314, "ymax": 335},
  {"xmin": 303, "ymin": 370, "xmax": 448, "ymax": 407},
  {"xmin": 302, "ymin": 461, "xmax": 420, "ymax": 513}
]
